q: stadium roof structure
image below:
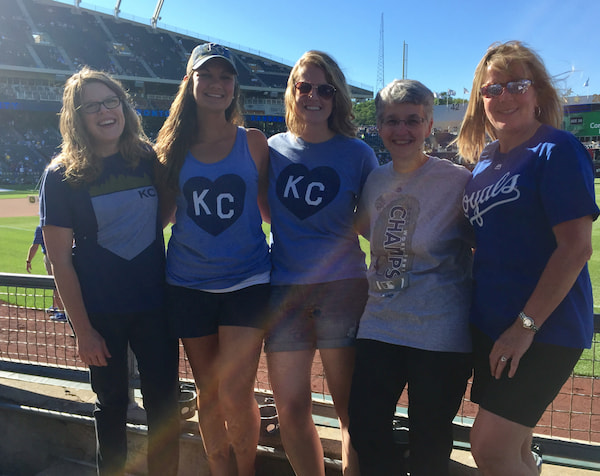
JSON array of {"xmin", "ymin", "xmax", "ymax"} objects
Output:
[{"xmin": 0, "ymin": 0, "xmax": 372, "ymax": 121}]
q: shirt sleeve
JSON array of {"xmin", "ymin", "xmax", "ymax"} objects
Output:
[
  {"xmin": 359, "ymin": 143, "xmax": 379, "ymax": 190},
  {"xmin": 33, "ymin": 225, "xmax": 44, "ymax": 245},
  {"xmin": 539, "ymin": 134, "xmax": 600, "ymax": 227},
  {"xmin": 39, "ymin": 166, "xmax": 74, "ymax": 229}
]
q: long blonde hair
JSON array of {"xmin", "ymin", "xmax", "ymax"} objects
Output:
[
  {"xmin": 284, "ymin": 50, "xmax": 356, "ymax": 138},
  {"xmin": 456, "ymin": 41, "xmax": 562, "ymax": 162},
  {"xmin": 155, "ymin": 52, "xmax": 244, "ymax": 192},
  {"xmin": 52, "ymin": 67, "xmax": 153, "ymax": 183}
]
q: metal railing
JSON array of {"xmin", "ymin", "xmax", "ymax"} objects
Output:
[{"xmin": 1, "ymin": 272, "xmax": 598, "ymax": 451}]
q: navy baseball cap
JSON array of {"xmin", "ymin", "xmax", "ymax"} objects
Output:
[{"xmin": 186, "ymin": 43, "xmax": 237, "ymax": 76}]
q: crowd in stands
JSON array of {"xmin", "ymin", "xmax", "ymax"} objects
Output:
[
  {"xmin": 1, "ymin": 108, "xmax": 390, "ymax": 187},
  {"xmin": 358, "ymin": 126, "xmax": 390, "ymax": 164},
  {"xmin": 0, "ymin": 112, "xmax": 61, "ymax": 186},
  {"xmin": 0, "ymin": 0, "xmax": 379, "ymax": 187},
  {"xmin": 0, "ymin": 0, "xmax": 293, "ymax": 85}
]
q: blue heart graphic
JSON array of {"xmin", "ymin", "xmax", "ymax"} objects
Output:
[
  {"xmin": 276, "ymin": 164, "xmax": 340, "ymax": 220},
  {"xmin": 183, "ymin": 174, "xmax": 246, "ymax": 236}
]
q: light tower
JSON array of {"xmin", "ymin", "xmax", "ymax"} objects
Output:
[
  {"xmin": 376, "ymin": 13, "xmax": 384, "ymax": 94},
  {"xmin": 402, "ymin": 42, "xmax": 408, "ymax": 79},
  {"xmin": 151, "ymin": 0, "xmax": 164, "ymax": 29}
]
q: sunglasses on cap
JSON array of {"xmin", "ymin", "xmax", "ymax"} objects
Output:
[
  {"xmin": 480, "ymin": 79, "xmax": 532, "ymax": 98},
  {"xmin": 295, "ymin": 81, "xmax": 336, "ymax": 100}
]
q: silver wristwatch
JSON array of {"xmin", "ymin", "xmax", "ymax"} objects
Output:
[{"xmin": 519, "ymin": 311, "xmax": 539, "ymax": 333}]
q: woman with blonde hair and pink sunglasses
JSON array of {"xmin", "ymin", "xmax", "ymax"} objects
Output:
[
  {"xmin": 458, "ymin": 41, "xmax": 598, "ymax": 475},
  {"xmin": 265, "ymin": 50, "xmax": 378, "ymax": 476}
]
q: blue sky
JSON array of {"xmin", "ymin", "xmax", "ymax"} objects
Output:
[{"xmin": 65, "ymin": 0, "xmax": 598, "ymax": 98}]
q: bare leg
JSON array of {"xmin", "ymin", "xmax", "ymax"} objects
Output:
[
  {"xmin": 320, "ymin": 347, "xmax": 359, "ymax": 476},
  {"xmin": 267, "ymin": 349, "xmax": 326, "ymax": 476},
  {"xmin": 183, "ymin": 336, "xmax": 233, "ymax": 476},
  {"xmin": 218, "ymin": 326, "xmax": 264, "ymax": 476},
  {"xmin": 470, "ymin": 408, "xmax": 538, "ymax": 476}
]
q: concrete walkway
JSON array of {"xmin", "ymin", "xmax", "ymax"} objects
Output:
[{"xmin": 0, "ymin": 370, "xmax": 597, "ymax": 475}]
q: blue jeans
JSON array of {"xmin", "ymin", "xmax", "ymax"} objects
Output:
[
  {"xmin": 264, "ymin": 279, "xmax": 368, "ymax": 352},
  {"xmin": 349, "ymin": 339, "xmax": 472, "ymax": 476},
  {"xmin": 88, "ymin": 308, "xmax": 180, "ymax": 476}
]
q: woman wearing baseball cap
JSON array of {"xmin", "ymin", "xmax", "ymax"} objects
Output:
[{"xmin": 155, "ymin": 43, "xmax": 270, "ymax": 476}]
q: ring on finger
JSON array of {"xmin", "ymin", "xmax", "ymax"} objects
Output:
[{"xmin": 500, "ymin": 355, "xmax": 508, "ymax": 362}]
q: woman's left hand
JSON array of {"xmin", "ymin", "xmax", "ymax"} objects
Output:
[
  {"xmin": 489, "ymin": 321, "xmax": 535, "ymax": 379},
  {"xmin": 489, "ymin": 216, "xmax": 595, "ymax": 380}
]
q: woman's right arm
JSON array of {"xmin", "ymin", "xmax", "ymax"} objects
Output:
[
  {"xmin": 43, "ymin": 225, "xmax": 111, "ymax": 367},
  {"xmin": 247, "ymin": 128, "xmax": 271, "ymax": 223},
  {"xmin": 159, "ymin": 187, "xmax": 177, "ymax": 228},
  {"xmin": 25, "ymin": 244, "xmax": 39, "ymax": 273},
  {"xmin": 154, "ymin": 158, "xmax": 177, "ymax": 227}
]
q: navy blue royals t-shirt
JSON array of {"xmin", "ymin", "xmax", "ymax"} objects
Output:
[
  {"xmin": 463, "ymin": 125, "xmax": 599, "ymax": 348},
  {"xmin": 39, "ymin": 153, "xmax": 166, "ymax": 314}
]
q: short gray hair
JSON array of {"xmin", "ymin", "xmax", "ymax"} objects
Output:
[{"xmin": 375, "ymin": 79, "xmax": 434, "ymax": 123}]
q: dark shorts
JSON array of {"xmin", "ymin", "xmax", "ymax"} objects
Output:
[
  {"xmin": 264, "ymin": 278, "xmax": 368, "ymax": 353},
  {"xmin": 470, "ymin": 325, "xmax": 582, "ymax": 428},
  {"xmin": 167, "ymin": 283, "xmax": 271, "ymax": 338}
]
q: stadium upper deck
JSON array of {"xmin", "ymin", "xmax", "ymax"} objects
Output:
[
  {"xmin": 0, "ymin": 0, "xmax": 366, "ymax": 184},
  {"xmin": 0, "ymin": 0, "xmax": 372, "ymax": 118}
]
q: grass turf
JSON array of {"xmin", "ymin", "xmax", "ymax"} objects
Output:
[{"xmin": 0, "ymin": 192, "xmax": 597, "ymax": 376}]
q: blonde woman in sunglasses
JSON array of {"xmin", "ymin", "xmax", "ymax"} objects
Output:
[
  {"xmin": 265, "ymin": 50, "xmax": 378, "ymax": 476},
  {"xmin": 458, "ymin": 41, "xmax": 599, "ymax": 475}
]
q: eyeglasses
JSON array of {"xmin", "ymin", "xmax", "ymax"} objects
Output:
[
  {"xmin": 480, "ymin": 79, "xmax": 532, "ymax": 98},
  {"xmin": 294, "ymin": 81, "xmax": 336, "ymax": 100},
  {"xmin": 77, "ymin": 96, "xmax": 122, "ymax": 114},
  {"xmin": 380, "ymin": 116, "xmax": 426, "ymax": 130}
]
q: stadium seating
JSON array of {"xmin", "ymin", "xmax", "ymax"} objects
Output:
[{"xmin": 0, "ymin": 0, "xmax": 372, "ymax": 186}]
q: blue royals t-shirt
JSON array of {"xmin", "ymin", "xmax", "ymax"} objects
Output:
[
  {"xmin": 268, "ymin": 132, "xmax": 378, "ymax": 285},
  {"xmin": 39, "ymin": 153, "xmax": 166, "ymax": 314},
  {"xmin": 463, "ymin": 124, "xmax": 599, "ymax": 348}
]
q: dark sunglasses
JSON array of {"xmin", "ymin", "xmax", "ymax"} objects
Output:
[
  {"xmin": 480, "ymin": 79, "xmax": 532, "ymax": 98},
  {"xmin": 77, "ymin": 96, "xmax": 122, "ymax": 114},
  {"xmin": 295, "ymin": 81, "xmax": 336, "ymax": 99}
]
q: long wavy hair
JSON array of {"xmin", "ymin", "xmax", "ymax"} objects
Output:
[
  {"xmin": 52, "ymin": 67, "xmax": 153, "ymax": 183},
  {"xmin": 154, "ymin": 53, "xmax": 243, "ymax": 192},
  {"xmin": 456, "ymin": 41, "xmax": 562, "ymax": 163},
  {"xmin": 284, "ymin": 50, "xmax": 357, "ymax": 138}
]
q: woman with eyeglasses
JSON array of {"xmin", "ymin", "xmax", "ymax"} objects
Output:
[
  {"xmin": 155, "ymin": 43, "xmax": 270, "ymax": 476},
  {"xmin": 457, "ymin": 41, "xmax": 599, "ymax": 475},
  {"xmin": 39, "ymin": 67, "xmax": 180, "ymax": 476},
  {"xmin": 265, "ymin": 50, "xmax": 378, "ymax": 476},
  {"xmin": 347, "ymin": 79, "xmax": 474, "ymax": 476}
]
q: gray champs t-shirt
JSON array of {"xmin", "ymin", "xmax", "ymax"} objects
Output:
[{"xmin": 357, "ymin": 157, "xmax": 473, "ymax": 353}]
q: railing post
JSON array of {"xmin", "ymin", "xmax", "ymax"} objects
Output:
[{"xmin": 127, "ymin": 345, "xmax": 138, "ymax": 407}]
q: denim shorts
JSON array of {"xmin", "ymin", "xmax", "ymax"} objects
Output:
[
  {"xmin": 167, "ymin": 283, "xmax": 271, "ymax": 338},
  {"xmin": 470, "ymin": 325, "xmax": 583, "ymax": 428},
  {"xmin": 264, "ymin": 278, "xmax": 368, "ymax": 353}
]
